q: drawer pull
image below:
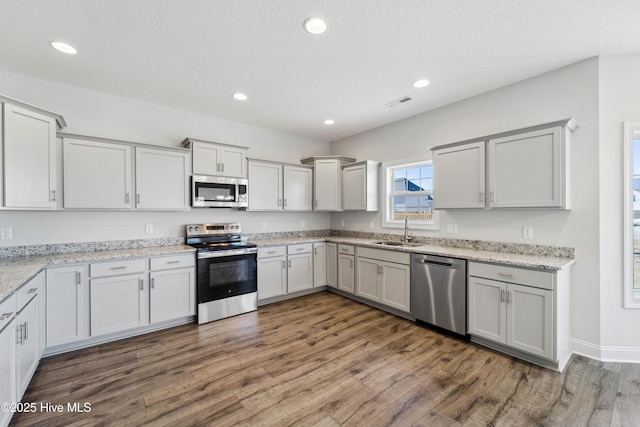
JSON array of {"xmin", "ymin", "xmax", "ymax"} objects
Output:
[
  {"xmin": 165, "ymin": 260, "xmax": 180, "ymax": 264},
  {"xmin": 110, "ymin": 266, "xmax": 127, "ymax": 270},
  {"xmin": 0, "ymin": 312, "xmax": 13, "ymax": 321},
  {"xmin": 296, "ymin": 247, "xmax": 305, "ymax": 251},
  {"xmin": 497, "ymin": 272, "xmax": 514, "ymax": 279},
  {"xmin": 151, "ymin": 278, "xmax": 155, "ymax": 289},
  {"xmin": 501, "ymin": 290, "xmax": 505, "ymax": 302},
  {"xmin": 267, "ymin": 250, "xmax": 277, "ymax": 254},
  {"xmin": 139, "ymin": 279, "xmax": 144, "ymax": 291},
  {"xmin": 28, "ymin": 288, "xmax": 38, "ymax": 293}
]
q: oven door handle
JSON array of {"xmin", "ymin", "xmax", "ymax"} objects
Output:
[{"xmin": 197, "ymin": 248, "xmax": 258, "ymax": 259}]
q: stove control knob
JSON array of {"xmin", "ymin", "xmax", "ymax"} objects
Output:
[
  {"xmin": 188, "ymin": 226, "xmax": 193, "ymax": 232},
  {"xmin": 195, "ymin": 226, "xmax": 200, "ymax": 232}
]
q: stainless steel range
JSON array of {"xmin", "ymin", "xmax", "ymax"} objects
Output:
[{"xmin": 186, "ymin": 223, "xmax": 257, "ymax": 324}]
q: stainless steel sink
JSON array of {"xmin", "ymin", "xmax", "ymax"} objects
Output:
[{"xmin": 374, "ymin": 241, "xmax": 423, "ymax": 247}]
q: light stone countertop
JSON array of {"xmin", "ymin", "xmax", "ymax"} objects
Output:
[
  {"xmin": 250, "ymin": 236, "xmax": 575, "ymax": 271},
  {"xmin": 0, "ymin": 245, "xmax": 195, "ymax": 303}
]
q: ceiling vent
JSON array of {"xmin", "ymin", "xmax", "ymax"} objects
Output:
[{"xmin": 385, "ymin": 95, "xmax": 412, "ymax": 108}]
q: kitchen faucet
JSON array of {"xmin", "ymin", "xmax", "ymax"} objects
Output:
[{"xmin": 403, "ymin": 215, "xmax": 412, "ymax": 243}]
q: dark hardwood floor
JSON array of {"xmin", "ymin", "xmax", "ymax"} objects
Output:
[{"xmin": 10, "ymin": 292, "xmax": 640, "ymax": 426}]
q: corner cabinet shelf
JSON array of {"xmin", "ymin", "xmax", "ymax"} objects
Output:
[{"xmin": 431, "ymin": 118, "xmax": 578, "ymax": 210}]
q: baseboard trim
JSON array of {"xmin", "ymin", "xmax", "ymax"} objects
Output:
[{"xmin": 570, "ymin": 338, "xmax": 640, "ymax": 363}]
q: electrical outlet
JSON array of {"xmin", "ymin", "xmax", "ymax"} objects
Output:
[
  {"xmin": 261, "ymin": 221, "xmax": 267, "ymax": 231},
  {"xmin": 145, "ymin": 224, "xmax": 153, "ymax": 234},
  {"xmin": 1, "ymin": 228, "xmax": 12, "ymax": 239},
  {"xmin": 341, "ymin": 220, "xmax": 345, "ymax": 227},
  {"xmin": 369, "ymin": 221, "xmax": 374, "ymax": 229},
  {"xmin": 523, "ymin": 226, "xmax": 533, "ymax": 239},
  {"xmin": 447, "ymin": 224, "xmax": 458, "ymax": 234}
]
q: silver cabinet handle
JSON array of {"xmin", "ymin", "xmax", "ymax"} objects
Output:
[
  {"xmin": 16, "ymin": 324, "xmax": 23, "ymax": 345},
  {"xmin": 314, "ymin": 247, "xmax": 317, "ymax": 255},
  {"xmin": 296, "ymin": 247, "xmax": 305, "ymax": 251},
  {"xmin": 288, "ymin": 260, "xmax": 292, "ymax": 268},
  {"xmin": 139, "ymin": 279, "xmax": 143, "ymax": 291},
  {"xmin": 76, "ymin": 271, "xmax": 81, "ymax": 285},
  {"xmin": 497, "ymin": 272, "xmax": 514, "ymax": 279},
  {"xmin": 278, "ymin": 199, "xmax": 282, "ymax": 207},
  {"xmin": 350, "ymin": 259, "xmax": 354, "ymax": 268},
  {"xmin": 281, "ymin": 260, "xmax": 285, "ymax": 269},
  {"xmin": 137, "ymin": 194, "xmax": 141, "ymax": 204},
  {"xmin": 507, "ymin": 291, "xmax": 512, "ymax": 304},
  {"xmin": 216, "ymin": 163, "xmax": 220, "ymax": 172},
  {"xmin": 490, "ymin": 191, "xmax": 495, "ymax": 203},
  {"xmin": 501, "ymin": 289, "xmax": 505, "ymax": 302},
  {"xmin": 110, "ymin": 266, "xmax": 127, "ymax": 270},
  {"xmin": 166, "ymin": 260, "xmax": 180, "ymax": 264},
  {"xmin": 315, "ymin": 200, "xmax": 318, "ymax": 208},
  {"xmin": 125, "ymin": 193, "xmax": 130, "ymax": 204},
  {"xmin": 23, "ymin": 321, "xmax": 28, "ymax": 341},
  {"xmin": 284, "ymin": 199, "xmax": 287, "ymax": 207},
  {"xmin": 50, "ymin": 189, "xmax": 56, "ymax": 202},
  {"xmin": 221, "ymin": 163, "xmax": 225, "ymax": 173},
  {"xmin": 267, "ymin": 250, "xmax": 277, "ymax": 254},
  {"xmin": 151, "ymin": 278, "xmax": 155, "ymax": 289},
  {"xmin": 479, "ymin": 192, "xmax": 484, "ymax": 203},
  {"xmin": 0, "ymin": 312, "xmax": 13, "ymax": 321},
  {"xmin": 28, "ymin": 288, "xmax": 37, "ymax": 293}
]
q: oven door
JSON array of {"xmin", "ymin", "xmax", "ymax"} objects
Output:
[
  {"xmin": 197, "ymin": 252, "xmax": 257, "ymax": 303},
  {"xmin": 192, "ymin": 175, "xmax": 248, "ymax": 208}
]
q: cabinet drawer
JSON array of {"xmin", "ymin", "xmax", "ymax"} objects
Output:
[
  {"xmin": 288, "ymin": 243, "xmax": 312, "ymax": 255},
  {"xmin": 258, "ymin": 246, "xmax": 287, "ymax": 258},
  {"xmin": 16, "ymin": 278, "xmax": 40, "ymax": 312},
  {"xmin": 338, "ymin": 244, "xmax": 355, "ymax": 255},
  {"xmin": 150, "ymin": 254, "xmax": 195, "ymax": 271},
  {"xmin": 0, "ymin": 294, "xmax": 16, "ymax": 333},
  {"xmin": 356, "ymin": 246, "xmax": 410, "ymax": 265},
  {"xmin": 468, "ymin": 262, "xmax": 554, "ymax": 290},
  {"xmin": 91, "ymin": 259, "xmax": 147, "ymax": 278}
]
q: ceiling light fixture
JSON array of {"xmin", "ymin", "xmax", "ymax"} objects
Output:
[
  {"xmin": 323, "ymin": 119, "xmax": 335, "ymax": 125},
  {"xmin": 304, "ymin": 18, "xmax": 327, "ymax": 35},
  {"xmin": 50, "ymin": 41, "xmax": 77, "ymax": 55},
  {"xmin": 232, "ymin": 92, "xmax": 248, "ymax": 101},
  {"xmin": 413, "ymin": 79, "xmax": 430, "ymax": 88}
]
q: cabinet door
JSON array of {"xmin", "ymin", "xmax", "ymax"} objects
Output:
[
  {"xmin": 46, "ymin": 266, "xmax": 87, "ymax": 347},
  {"xmin": 192, "ymin": 141, "xmax": 220, "ymax": 176},
  {"xmin": 220, "ymin": 146, "xmax": 246, "ymax": 178},
  {"xmin": 3, "ymin": 103, "xmax": 57, "ymax": 209},
  {"xmin": 90, "ymin": 274, "xmax": 148, "ymax": 336},
  {"xmin": 0, "ymin": 313, "xmax": 15, "ymax": 427},
  {"xmin": 283, "ymin": 165, "xmax": 312, "ymax": 211},
  {"xmin": 342, "ymin": 164, "xmax": 366, "ymax": 210},
  {"xmin": 136, "ymin": 147, "xmax": 190, "ymax": 209},
  {"xmin": 288, "ymin": 253, "xmax": 313, "ymax": 293},
  {"xmin": 35, "ymin": 272, "xmax": 46, "ymax": 359},
  {"xmin": 337, "ymin": 254, "xmax": 355, "ymax": 294},
  {"xmin": 433, "ymin": 141, "xmax": 485, "ymax": 209},
  {"xmin": 506, "ymin": 283, "xmax": 554, "ymax": 359},
  {"xmin": 150, "ymin": 268, "xmax": 195, "ymax": 323},
  {"xmin": 326, "ymin": 243, "xmax": 337, "ymax": 288},
  {"xmin": 314, "ymin": 160, "xmax": 341, "ymax": 211},
  {"xmin": 488, "ymin": 126, "xmax": 563, "ymax": 208},
  {"xmin": 15, "ymin": 297, "xmax": 39, "ymax": 398},
  {"xmin": 468, "ymin": 277, "xmax": 506, "ymax": 343},
  {"xmin": 380, "ymin": 262, "xmax": 411, "ymax": 312},
  {"xmin": 356, "ymin": 257, "xmax": 380, "ymax": 301},
  {"xmin": 313, "ymin": 243, "xmax": 326, "ymax": 287},
  {"xmin": 63, "ymin": 138, "xmax": 133, "ymax": 209},
  {"xmin": 257, "ymin": 256, "xmax": 287, "ymax": 300},
  {"xmin": 248, "ymin": 161, "xmax": 282, "ymax": 210}
]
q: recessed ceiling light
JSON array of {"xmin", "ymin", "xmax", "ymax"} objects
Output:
[
  {"xmin": 323, "ymin": 119, "xmax": 335, "ymax": 125},
  {"xmin": 413, "ymin": 79, "xmax": 430, "ymax": 88},
  {"xmin": 50, "ymin": 41, "xmax": 77, "ymax": 55},
  {"xmin": 304, "ymin": 18, "xmax": 327, "ymax": 35},
  {"xmin": 232, "ymin": 93, "xmax": 248, "ymax": 101}
]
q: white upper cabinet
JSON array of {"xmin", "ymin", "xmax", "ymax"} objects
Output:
[
  {"xmin": 433, "ymin": 141, "xmax": 485, "ymax": 209},
  {"xmin": 301, "ymin": 156, "xmax": 356, "ymax": 211},
  {"xmin": 2, "ymin": 102, "xmax": 61, "ymax": 209},
  {"xmin": 488, "ymin": 126, "xmax": 567, "ymax": 208},
  {"xmin": 183, "ymin": 139, "xmax": 248, "ymax": 178},
  {"xmin": 64, "ymin": 138, "xmax": 133, "ymax": 209},
  {"xmin": 247, "ymin": 159, "xmax": 312, "ymax": 211},
  {"xmin": 432, "ymin": 119, "xmax": 577, "ymax": 210},
  {"xmin": 342, "ymin": 160, "xmax": 380, "ymax": 211},
  {"xmin": 135, "ymin": 147, "xmax": 190, "ymax": 210}
]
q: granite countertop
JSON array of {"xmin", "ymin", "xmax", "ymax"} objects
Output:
[
  {"xmin": 250, "ymin": 236, "xmax": 575, "ymax": 271},
  {"xmin": 0, "ymin": 245, "xmax": 195, "ymax": 303}
]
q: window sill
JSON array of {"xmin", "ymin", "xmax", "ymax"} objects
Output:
[{"xmin": 382, "ymin": 220, "xmax": 440, "ymax": 231}]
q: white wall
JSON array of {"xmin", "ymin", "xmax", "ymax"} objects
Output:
[
  {"xmin": 0, "ymin": 70, "xmax": 331, "ymax": 245},
  {"xmin": 331, "ymin": 59, "xmax": 604, "ymax": 355},
  {"xmin": 598, "ymin": 54, "xmax": 640, "ymax": 360}
]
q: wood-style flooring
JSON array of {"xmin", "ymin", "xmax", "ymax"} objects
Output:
[{"xmin": 10, "ymin": 292, "xmax": 640, "ymax": 426}]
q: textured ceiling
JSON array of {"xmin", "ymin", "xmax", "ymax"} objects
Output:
[{"xmin": 1, "ymin": 0, "xmax": 640, "ymax": 142}]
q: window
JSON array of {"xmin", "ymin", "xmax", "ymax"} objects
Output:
[
  {"xmin": 381, "ymin": 159, "xmax": 439, "ymax": 230},
  {"xmin": 623, "ymin": 122, "xmax": 640, "ymax": 308}
]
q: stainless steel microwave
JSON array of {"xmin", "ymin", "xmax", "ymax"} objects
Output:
[{"xmin": 191, "ymin": 175, "xmax": 248, "ymax": 208}]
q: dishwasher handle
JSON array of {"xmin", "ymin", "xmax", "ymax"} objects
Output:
[{"xmin": 418, "ymin": 259, "xmax": 453, "ymax": 267}]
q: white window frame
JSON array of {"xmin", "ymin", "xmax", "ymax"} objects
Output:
[
  {"xmin": 623, "ymin": 121, "xmax": 640, "ymax": 308},
  {"xmin": 381, "ymin": 158, "xmax": 440, "ymax": 231}
]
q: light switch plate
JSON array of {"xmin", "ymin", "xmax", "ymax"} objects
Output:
[
  {"xmin": 145, "ymin": 224, "xmax": 153, "ymax": 234},
  {"xmin": 1, "ymin": 228, "xmax": 12, "ymax": 239},
  {"xmin": 523, "ymin": 226, "xmax": 533, "ymax": 239},
  {"xmin": 447, "ymin": 224, "xmax": 458, "ymax": 233}
]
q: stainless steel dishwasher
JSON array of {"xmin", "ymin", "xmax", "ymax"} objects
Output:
[{"xmin": 411, "ymin": 253, "xmax": 467, "ymax": 336}]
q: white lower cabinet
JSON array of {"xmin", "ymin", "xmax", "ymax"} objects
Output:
[
  {"xmin": 0, "ymin": 294, "xmax": 16, "ymax": 427},
  {"xmin": 468, "ymin": 262, "xmax": 557, "ymax": 363},
  {"xmin": 287, "ymin": 244, "xmax": 313, "ymax": 293},
  {"xmin": 46, "ymin": 266, "xmax": 87, "ymax": 347},
  {"xmin": 313, "ymin": 242, "xmax": 327, "ymax": 287},
  {"xmin": 91, "ymin": 273, "xmax": 148, "ymax": 336},
  {"xmin": 149, "ymin": 267, "xmax": 195, "ymax": 323},
  {"xmin": 257, "ymin": 246, "xmax": 288, "ymax": 300},
  {"xmin": 326, "ymin": 242, "xmax": 337, "ymax": 288},
  {"xmin": 15, "ymin": 283, "xmax": 40, "ymax": 398},
  {"xmin": 355, "ymin": 247, "xmax": 411, "ymax": 313},
  {"xmin": 337, "ymin": 245, "xmax": 355, "ymax": 294}
]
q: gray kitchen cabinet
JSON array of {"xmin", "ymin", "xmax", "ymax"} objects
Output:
[
  {"xmin": 337, "ymin": 244, "xmax": 355, "ymax": 294},
  {"xmin": 326, "ymin": 242, "xmax": 337, "ymax": 288},
  {"xmin": 46, "ymin": 265, "xmax": 88, "ymax": 348},
  {"xmin": 63, "ymin": 138, "xmax": 133, "ymax": 209},
  {"xmin": 183, "ymin": 138, "xmax": 248, "ymax": 178},
  {"xmin": 2, "ymin": 102, "xmax": 61, "ymax": 209},
  {"xmin": 287, "ymin": 244, "xmax": 313, "ymax": 293},
  {"xmin": 355, "ymin": 246, "xmax": 411, "ymax": 312},
  {"xmin": 468, "ymin": 261, "xmax": 570, "ymax": 370},
  {"xmin": 247, "ymin": 159, "xmax": 312, "ymax": 211},
  {"xmin": 0, "ymin": 294, "xmax": 16, "ymax": 427},
  {"xmin": 135, "ymin": 147, "xmax": 190, "ymax": 210},
  {"xmin": 15, "ymin": 275, "xmax": 41, "ymax": 398},
  {"xmin": 257, "ymin": 246, "xmax": 288, "ymax": 300},
  {"xmin": 149, "ymin": 254, "xmax": 196, "ymax": 324},
  {"xmin": 301, "ymin": 156, "xmax": 355, "ymax": 211},
  {"xmin": 341, "ymin": 160, "xmax": 380, "ymax": 211},
  {"xmin": 432, "ymin": 141, "xmax": 485, "ymax": 209},
  {"xmin": 313, "ymin": 242, "xmax": 327, "ymax": 287}
]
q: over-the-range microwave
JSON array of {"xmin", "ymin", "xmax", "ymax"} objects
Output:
[{"xmin": 191, "ymin": 175, "xmax": 248, "ymax": 208}]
